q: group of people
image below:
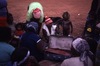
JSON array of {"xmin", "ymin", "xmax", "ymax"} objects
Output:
[
  {"xmin": 0, "ymin": 0, "xmax": 100, "ymax": 66},
  {"xmin": 0, "ymin": 1, "xmax": 50, "ymax": 66},
  {"xmin": 0, "ymin": 1, "xmax": 64, "ymax": 66}
]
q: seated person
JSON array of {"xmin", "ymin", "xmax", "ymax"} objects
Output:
[
  {"xmin": 71, "ymin": 38, "xmax": 94, "ymax": 66},
  {"xmin": 9, "ymin": 23, "xmax": 25, "ymax": 48},
  {"xmin": 20, "ymin": 22, "xmax": 48, "ymax": 62},
  {"xmin": 26, "ymin": 2, "xmax": 44, "ymax": 34},
  {"xmin": 0, "ymin": 27, "xmax": 15, "ymax": 66}
]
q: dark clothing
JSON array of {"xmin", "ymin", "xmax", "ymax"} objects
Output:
[
  {"xmin": 0, "ymin": 0, "xmax": 13, "ymax": 26},
  {"xmin": 83, "ymin": 0, "xmax": 100, "ymax": 41},
  {"xmin": 95, "ymin": 42, "xmax": 100, "ymax": 66},
  {"xmin": 0, "ymin": 0, "xmax": 7, "ymax": 9},
  {"xmin": 20, "ymin": 32, "xmax": 44, "ymax": 62},
  {"xmin": 88, "ymin": 0, "xmax": 99, "ymax": 16},
  {"xmin": 30, "ymin": 17, "xmax": 44, "ymax": 34},
  {"xmin": 0, "ymin": 0, "xmax": 8, "ymax": 26},
  {"xmin": 83, "ymin": 0, "xmax": 100, "ymax": 66}
]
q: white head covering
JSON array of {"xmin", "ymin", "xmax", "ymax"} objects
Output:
[
  {"xmin": 27, "ymin": 2, "xmax": 44, "ymax": 23},
  {"xmin": 72, "ymin": 38, "xmax": 93, "ymax": 66}
]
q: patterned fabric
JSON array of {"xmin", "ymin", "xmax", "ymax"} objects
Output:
[
  {"xmin": 72, "ymin": 38, "xmax": 93, "ymax": 66},
  {"xmin": 45, "ymin": 51, "xmax": 71, "ymax": 62}
]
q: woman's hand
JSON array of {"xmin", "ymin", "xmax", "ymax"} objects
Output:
[{"xmin": 45, "ymin": 16, "xmax": 53, "ymax": 25}]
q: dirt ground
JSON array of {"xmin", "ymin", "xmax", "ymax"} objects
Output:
[{"xmin": 7, "ymin": 0, "xmax": 92, "ymax": 37}]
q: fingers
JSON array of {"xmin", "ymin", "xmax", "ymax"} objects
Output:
[{"xmin": 45, "ymin": 16, "xmax": 53, "ymax": 25}]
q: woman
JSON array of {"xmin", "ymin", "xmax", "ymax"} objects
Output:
[{"xmin": 26, "ymin": 2, "xmax": 44, "ymax": 34}]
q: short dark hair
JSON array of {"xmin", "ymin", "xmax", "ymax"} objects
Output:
[
  {"xmin": 15, "ymin": 23, "xmax": 25, "ymax": 30},
  {"xmin": 62, "ymin": 11, "xmax": 70, "ymax": 20}
]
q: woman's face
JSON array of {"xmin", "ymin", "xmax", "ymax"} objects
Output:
[{"xmin": 32, "ymin": 8, "xmax": 41, "ymax": 19}]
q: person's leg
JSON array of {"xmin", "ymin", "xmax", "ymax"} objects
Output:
[
  {"xmin": 88, "ymin": 0, "xmax": 98, "ymax": 18},
  {"xmin": 83, "ymin": 0, "xmax": 99, "ymax": 37}
]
